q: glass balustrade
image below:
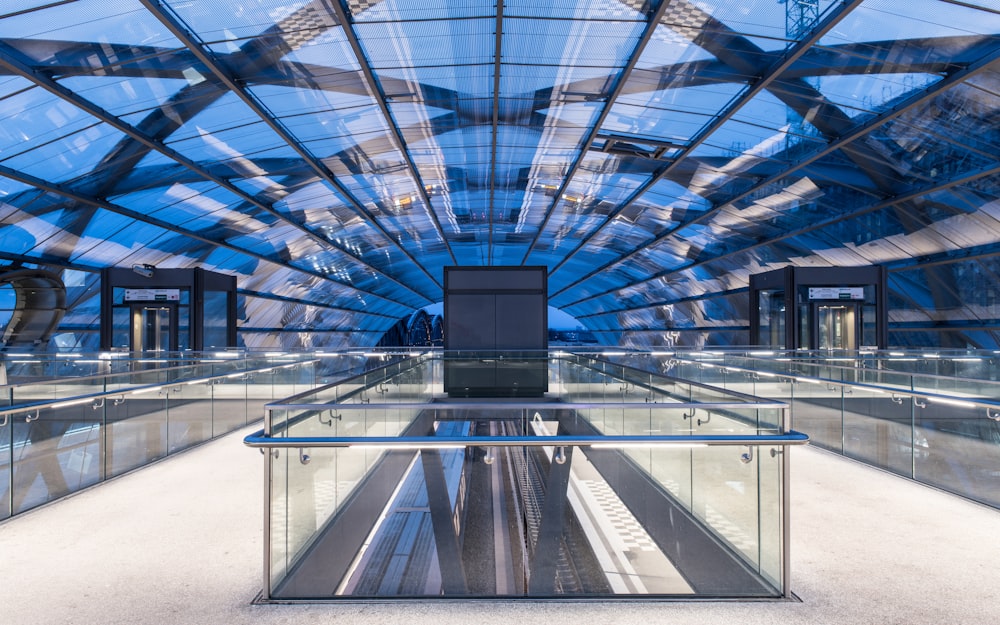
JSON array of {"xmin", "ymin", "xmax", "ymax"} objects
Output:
[
  {"xmin": 597, "ymin": 350, "xmax": 1000, "ymax": 509},
  {"xmin": 247, "ymin": 352, "xmax": 803, "ymax": 601},
  {"xmin": 0, "ymin": 352, "xmax": 324, "ymax": 521}
]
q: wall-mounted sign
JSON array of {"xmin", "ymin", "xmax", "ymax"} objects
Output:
[
  {"xmin": 808, "ymin": 287, "xmax": 864, "ymax": 301},
  {"xmin": 124, "ymin": 288, "xmax": 180, "ymax": 302}
]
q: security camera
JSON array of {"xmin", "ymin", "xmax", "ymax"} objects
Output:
[{"xmin": 131, "ymin": 263, "xmax": 155, "ymax": 278}]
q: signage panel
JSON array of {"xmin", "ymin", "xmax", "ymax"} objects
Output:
[
  {"xmin": 808, "ymin": 287, "xmax": 864, "ymax": 301},
  {"xmin": 124, "ymin": 288, "xmax": 180, "ymax": 302}
]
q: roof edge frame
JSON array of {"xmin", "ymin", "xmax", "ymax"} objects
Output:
[
  {"xmin": 553, "ymin": 35, "xmax": 1000, "ymax": 306},
  {"xmin": 0, "ymin": 164, "xmax": 417, "ymax": 315},
  {"xmin": 548, "ymin": 0, "xmax": 866, "ymax": 297},
  {"xmin": 0, "ymin": 41, "xmax": 434, "ymax": 306},
  {"xmin": 137, "ymin": 0, "xmax": 445, "ymax": 291},
  {"xmin": 326, "ymin": 0, "xmax": 457, "ymax": 267},
  {"xmin": 517, "ymin": 0, "xmax": 674, "ymax": 266}
]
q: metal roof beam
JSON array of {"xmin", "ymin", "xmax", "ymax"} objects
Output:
[
  {"xmin": 138, "ymin": 0, "xmax": 444, "ymax": 291},
  {"xmin": 563, "ymin": 160, "xmax": 1000, "ymax": 312},
  {"xmin": 326, "ymin": 0, "xmax": 457, "ymax": 266},
  {"xmin": 0, "ymin": 41, "xmax": 432, "ymax": 306},
  {"xmin": 0, "ymin": 164, "xmax": 416, "ymax": 315},
  {"xmin": 518, "ymin": 0, "xmax": 677, "ymax": 266},
  {"xmin": 553, "ymin": 29, "xmax": 1000, "ymax": 303},
  {"xmin": 488, "ymin": 0, "xmax": 505, "ymax": 264},
  {"xmin": 548, "ymin": 0, "xmax": 865, "ymax": 294}
]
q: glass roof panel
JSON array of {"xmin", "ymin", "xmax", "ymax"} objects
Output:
[
  {"xmin": 639, "ymin": 21, "xmax": 714, "ymax": 67},
  {"xmin": 1, "ymin": 0, "xmax": 999, "ymax": 347},
  {"xmin": 0, "ymin": 178, "xmax": 33, "ymax": 200},
  {"xmin": 610, "ymin": 81, "xmax": 745, "ymax": 143},
  {"xmin": 0, "ymin": 0, "xmax": 179, "ymax": 46},
  {"xmin": 822, "ymin": 0, "xmax": 1000, "ymax": 44},
  {"xmin": 0, "ymin": 121, "xmax": 126, "ymax": 183},
  {"xmin": 352, "ymin": 0, "xmax": 490, "ymax": 21},
  {"xmin": 809, "ymin": 73, "xmax": 943, "ymax": 119},
  {"xmin": 525, "ymin": 153, "xmax": 653, "ymax": 260},
  {"xmin": 691, "ymin": 114, "xmax": 807, "ymax": 163},
  {"xmin": 692, "ymin": 0, "xmax": 811, "ymax": 45},
  {"xmin": 353, "ymin": 17, "xmax": 494, "ymax": 68},
  {"xmin": 504, "ymin": 16, "xmax": 644, "ymax": 68},
  {"xmin": 164, "ymin": 92, "xmax": 292, "ymax": 149},
  {"xmin": 56, "ymin": 76, "xmax": 193, "ymax": 119},
  {"xmin": 164, "ymin": 0, "xmax": 311, "ymax": 54}
]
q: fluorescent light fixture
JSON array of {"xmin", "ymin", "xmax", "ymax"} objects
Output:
[
  {"xmin": 922, "ymin": 353, "xmax": 940, "ymax": 358},
  {"xmin": 889, "ymin": 352, "xmax": 905, "ymax": 357},
  {"xmin": 928, "ymin": 397, "xmax": 976, "ymax": 409}
]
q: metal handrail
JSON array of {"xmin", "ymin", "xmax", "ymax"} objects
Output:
[
  {"xmin": 270, "ymin": 352, "xmax": 422, "ymax": 406},
  {"xmin": 678, "ymin": 352, "xmax": 1000, "ymax": 386},
  {"xmin": 670, "ymin": 357, "xmax": 1000, "ymax": 412},
  {"xmin": 266, "ymin": 400, "xmax": 788, "ymax": 411},
  {"xmin": 0, "ymin": 358, "xmax": 319, "ymax": 420},
  {"xmin": 0, "ymin": 354, "xmax": 310, "ymax": 392},
  {"xmin": 568, "ymin": 353, "xmax": 775, "ymax": 405},
  {"xmin": 243, "ymin": 430, "xmax": 810, "ymax": 449}
]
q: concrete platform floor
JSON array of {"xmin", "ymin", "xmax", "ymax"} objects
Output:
[{"xmin": 1, "ymin": 425, "xmax": 998, "ymax": 625}]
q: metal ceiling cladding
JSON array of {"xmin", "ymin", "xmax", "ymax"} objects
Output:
[{"xmin": 1, "ymin": 0, "xmax": 999, "ymax": 349}]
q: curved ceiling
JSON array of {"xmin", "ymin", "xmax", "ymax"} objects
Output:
[{"xmin": 1, "ymin": 0, "xmax": 999, "ymax": 349}]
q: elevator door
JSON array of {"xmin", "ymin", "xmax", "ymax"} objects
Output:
[
  {"xmin": 131, "ymin": 305, "xmax": 176, "ymax": 352},
  {"xmin": 815, "ymin": 303, "xmax": 858, "ymax": 350}
]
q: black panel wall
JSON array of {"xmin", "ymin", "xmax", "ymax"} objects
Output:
[{"xmin": 443, "ymin": 266, "xmax": 548, "ymax": 397}]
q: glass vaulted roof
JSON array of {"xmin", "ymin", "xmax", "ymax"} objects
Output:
[{"xmin": 1, "ymin": 0, "xmax": 999, "ymax": 349}]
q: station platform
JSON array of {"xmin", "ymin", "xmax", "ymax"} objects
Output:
[{"xmin": 1, "ymin": 425, "xmax": 998, "ymax": 625}]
